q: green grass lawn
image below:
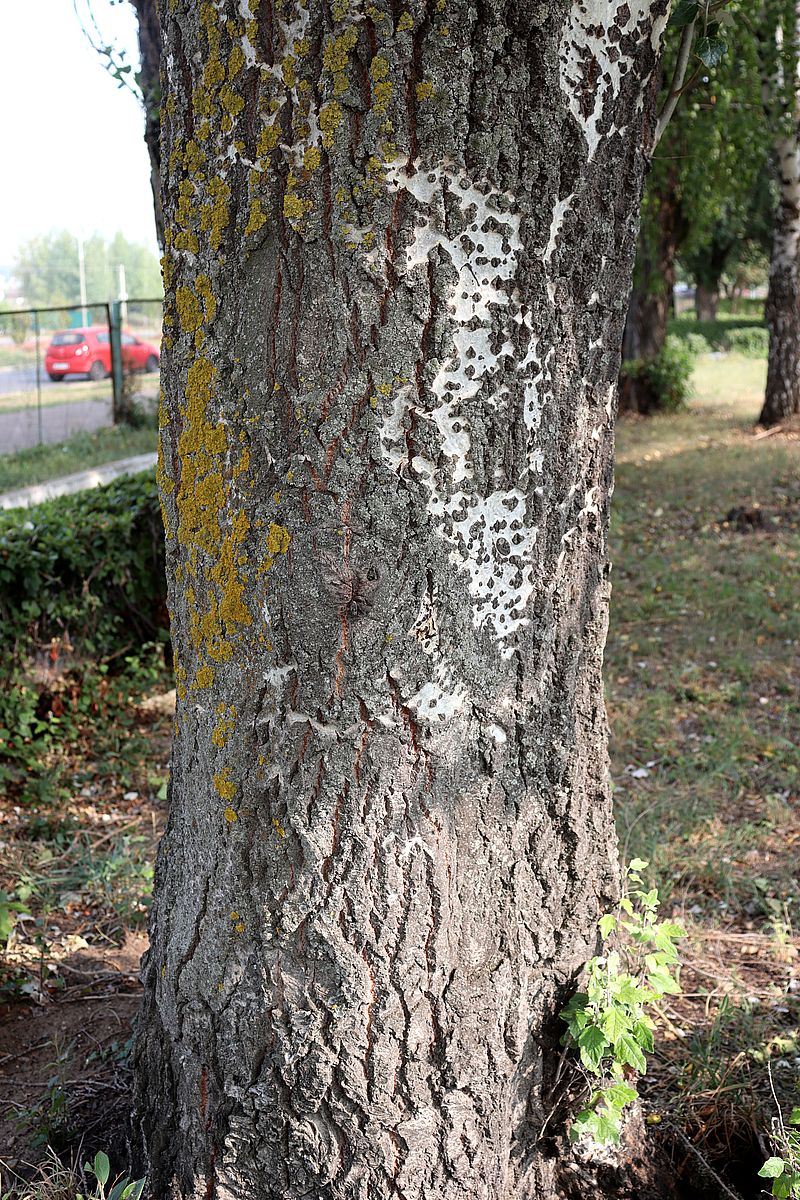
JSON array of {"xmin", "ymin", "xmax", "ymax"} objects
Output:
[
  {"xmin": 0, "ymin": 424, "xmax": 157, "ymax": 492},
  {"xmin": 608, "ymin": 351, "xmax": 800, "ymax": 1174}
]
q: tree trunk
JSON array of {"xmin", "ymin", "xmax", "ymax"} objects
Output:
[
  {"xmin": 761, "ymin": 135, "xmax": 800, "ymax": 425},
  {"xmin": 694, "ymin": 284, "xmax": 719, "ymax": 321},
  {"xmin": 618, "ymin": 169, "xmax": 684, "ymax": 415},
  {"xmin": 129, "ymin": 0, "xmax": 164, "ymax": 250},
  {"xmin": 133, "ymin": 2, "xmax": 668, "ymax": 1196}
]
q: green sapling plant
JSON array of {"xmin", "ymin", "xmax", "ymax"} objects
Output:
[{"xmin": 560, "ymin": 859, "xmax": 687, "ymax": 1145}]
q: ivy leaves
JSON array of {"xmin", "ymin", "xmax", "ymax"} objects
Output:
[
  {"xmin": 560, "ymin": 861, "xmax": 687, "ymax": 1146},
  {"xmin": 669, "ymin": 1, "xmax": 733, "ymax": 69}
]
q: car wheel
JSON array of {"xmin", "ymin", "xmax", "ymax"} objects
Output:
[
  {"xmin": 145, "ymin": 354, "xmax": 159, "ymax": 373},
  {"xmin": 48, "ymin": 373, "xmax": 65, "ymax": 382},
  {"xmin": 88, "ymin": 360, "xmax": 105, "ymax": 382}
]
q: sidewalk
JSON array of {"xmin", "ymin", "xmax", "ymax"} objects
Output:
[{"xmin": 0, "ymin": 452, "xmax": 157, "ymax": 510}]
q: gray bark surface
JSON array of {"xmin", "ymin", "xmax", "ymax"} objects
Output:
[{"xmin": 134, "ymin": 2, "xmax": 668, "ymax": 1196}]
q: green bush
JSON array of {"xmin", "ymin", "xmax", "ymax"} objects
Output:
[
  {"xmin": 721, "ymin": 325, "xmax": 770, "ymax": 357},
  {"xmin": 0, "ymin": 472, "xmax": 167, "ymax": 665},
  {"xmin": 683, "ymin": 331, "xmax": 713, "ymax": 357},
  {"xmin": 622, "ymin": 335, "xmax": 694, "ymax": 413},
  {"xmin": 670, "ymin": 315, "xmax": 767, "ymax": 356}
]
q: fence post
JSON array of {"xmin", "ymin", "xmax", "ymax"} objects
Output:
[
  {"xmin": 33, "ymin": 310, "xmax": 43, "ymax": 446},
  {"xmin": 109, "ymin": 301, "xmax": 123, "ymax": 425}
]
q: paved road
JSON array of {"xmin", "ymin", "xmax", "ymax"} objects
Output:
[
  {"xmin": 0, "ymin": 397, "xmax": 113, "ymax": 453},
  {"xmin": 0, "ymin": 365, "xmax": 93, "ymax": 394}
]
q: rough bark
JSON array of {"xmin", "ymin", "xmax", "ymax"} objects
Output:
[
  {"xmin": 761, "ymin": 133, "xmax": 800, "ymax": 424},
  {"xmin": 129, "ymin": 0, "xmax": 165, "ymax": 249},
  {"xmin": 619, "ymin": 170, "xmax": 685, "ymax": 415},
  {"xmin": 133, "ymin": 2, "xmax": 668, "ymax": 1197},
  {"xmin": 694, "ymin": 284, "xmax": 719, "ymax": 322}
]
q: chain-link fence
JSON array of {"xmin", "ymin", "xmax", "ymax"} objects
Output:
[{"xmin": 0, "ymin": 299, "xmax": 162, "ymax": 455}]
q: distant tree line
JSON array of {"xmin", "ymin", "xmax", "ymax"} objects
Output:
[{"xmin": 12, "ymin": 229, "xmax": 162, "ymax": 311}]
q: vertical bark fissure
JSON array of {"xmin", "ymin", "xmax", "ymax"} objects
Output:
[{"xmin": 135, "ymin": 1, "xmax": 668, "ymax": 1196}]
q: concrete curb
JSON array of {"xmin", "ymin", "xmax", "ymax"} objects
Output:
[{"xmin": 0, "ymin": 453, "xmax": 157, "ymax": 510}]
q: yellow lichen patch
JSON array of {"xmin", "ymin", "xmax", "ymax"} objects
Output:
[
  {"xmin": 415, "ymin": 80, "xmax": 435, "ymax": 101},
  {"xmin": 184, "ymin": 140, "xmax": 204, "ymax": 174},
  {"xmin": 332, "ymin": 0, "xmax": 349, "ymax": 19},
  {"xmin": 373, "ymin": 81, "xmax": 392, "ymax": 114},
  {"xmin": 176, "ymin": 286, "xmax": 203, "ymax": 333},
  {"xmin": 267, "ymin": 523, "xmax": 291, "ymax": 554},
  {"xmin": 204, "ymin": 58, "xmax": 225, "ymax": 88},
  {"xmin": 397, "ymin": 10, "xmax": 413, "ymax": 30},
  {"xmin": 283, "ymin": 192, "xmax": 313, "ymax": 221},
  {"xmin": 195, "ymin": 274, "xmax": 217, "ymax": 323},
  {"xmin": 272, "ymin": 817, "xmax": 286, "ymax": 838},
  {"xmin": 282, "ymin": 55, "xmax": 297, "ymax": 88},
  {"xmin": 215, "ymin": 767, "xmax": 237, "ymax": 801},
  {"xmin": 303, "ymin": 146, "xmax": 321, "ymax": 172},
  {"xmin": 201, "ymin": 177, "xmax": 231, "ymax": 251},
  {"xmin": 224, "ymin": 807, "xmax": 238, "ymax": 823},
  {"xmin": 212, "ymin": 706, "xmax": 237, "ymax": 748},
  {"xmin": 245, "ymin": 197, "xmax": 268, "ymax": 237},
  {"xmin": 195, "ymin": 664, "xmax": 215, "ymax": 688},
  {"xmin": 174, "ymin": 230, "xmax": 200, "ymax": 254},
  {"xmin": 228, "ymin": 45, "xmax": 246, "ymax": 77},
  {"xmin": 323, "ymin": 26, "xmax": 358, "ymax": 95},
  {"xmin": 371, "ymin": 55, "xmax": 389, "ymax": 81},
  {"xmin": 257, "ymin": 122, "xmax": 280, "ymax": 160},
  {"xmin": 320, "ymin": 101, "xmax": 343, "ymax": 147},
  {"xmin": 234, "ymin": 446, "xmax": 251, "ymax": 478},
  {"xmin": 211, "ymin": 512, "xmax": 253, "ymax": 628},
  {"xmin": 233, "ymin": 920, "xmax": 245, "ymax": 934}
]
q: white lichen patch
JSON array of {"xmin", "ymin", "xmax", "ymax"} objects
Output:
[
  {"xmin": 558, "ymin": 1, "xmax": 654, "ymax": 160},
  {"xmin": 383, "ymin": 162, "xmax": 549, "ymax": 654}
]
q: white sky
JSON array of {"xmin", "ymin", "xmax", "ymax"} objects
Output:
[{"xmin": 0, "ymin": 0, "xmax": 158, "ymax": 268}]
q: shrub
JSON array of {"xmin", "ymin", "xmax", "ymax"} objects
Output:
[
  {"xmin": 683, "ymin": 331, "xmax": 713, "ymax": 357},
  {"xmin": 722, "ymin": 325, "xmax": 770, "ymax": 358},
  {"xmin": 0, "ymin": 472, "xmax": 167, "ymax": 666},
  {"xmin": 622, "ymin": 335, "xmax": 694, "ymax": 413}
]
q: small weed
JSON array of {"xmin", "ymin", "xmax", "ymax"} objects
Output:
[{"xmin": 560, "ymin": 860, "xmax": 686, "ymax": 1144}]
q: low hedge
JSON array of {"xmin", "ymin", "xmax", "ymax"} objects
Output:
[{"xmin": 0, "ymin": 472, "xmax": 167, "ymax": 664}]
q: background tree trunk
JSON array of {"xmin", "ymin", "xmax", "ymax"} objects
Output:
[
  {"xmin": 694, "ymin": 283, "xmax": 719, "ymax": 321},
  {"xmin": 619, "ymin": 172, "xmax": 685, "ymax": 415},
  {"xmin": 134, "ymin": 2, "xmax": 668, "ymax": 1196},
  {"xmin": 761, "ymin": 135, "xmax": 800, "ymax": 424},
  {"xmin": 129, "ymin": 0, "xmax": 164, "ymax": 250}
]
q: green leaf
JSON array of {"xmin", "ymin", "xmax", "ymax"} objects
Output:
[
  {"xmin": 647, "ymin": 965, "xmax": 680, "ymax": 996},
  {"xmin": 696, "ymin": 35, "xmax": 727, "ymax": 68},
  {"xmin": 633, "ymin": 1020, "xmax": 655, "ymax": 1054},
  {"xmin": 657, "ymin": 922, "xmax": 687, "ymax": 939},
  {"xmin": 578, "ymin": 1025, "xmax": 609, "ymax": 1074},
  {"xmin": 759, "ymin": 1158, "xmax": 786, "ymax": 1179},
  {"xmin": 789, "ymin": 1107, "xmax": 800, "ymax": 1126},
  {"xmin": 599, "ymin": 914, "xmax": 617, "ymax": 939},
  {"xmin": 616, "ymin": 1032, "xmax": 647, "ymax": 1075},
  {"xmin": 93, "ymin": 1152, "xmax": 111, "ymax": 1188},
  {"xmin": 671, "ymin": 0, "xmax": 699, "ymax": 27},
  {"xmin": 772, "ymin": 1175, "xmax": 793, "ymax": 1199},
  {"xmin": 602, "ymin": 1006, "xmax": 631, "ymax": 1046},
  {"xmin": 589, "ymin": 1106, "xmax": 623, "ymax": 1145},
  {"xmin": 628, "ymin": 858, "xmax": 649, "ymax": 873},
  {"xmin": 603, "ymin": 1082, "xmax": 638, "ymax": 1111}
]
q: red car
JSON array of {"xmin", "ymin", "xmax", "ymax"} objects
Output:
[{"xmin": 44, "ymin": 326, "xmax": 160, "ymax": 382}]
